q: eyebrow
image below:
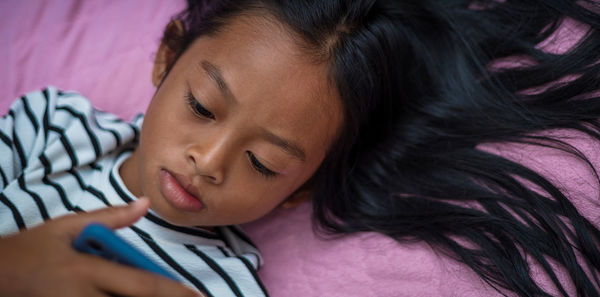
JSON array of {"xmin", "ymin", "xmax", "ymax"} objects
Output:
[
  {"xmin": 260, "ymin": 128, "xmax": 307, "ymax": 162},
  {"xmin": 200, "ymin": 60, "xmax": 236, "ymax": 104}
]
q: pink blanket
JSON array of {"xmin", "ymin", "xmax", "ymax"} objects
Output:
[{"xmin": 2, "ymin": 1, "xmax": 597, "ymax": 296}]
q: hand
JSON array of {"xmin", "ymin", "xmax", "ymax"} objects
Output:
[{"xmin": 0, "ymin": 198, "xmax": 205, "ymax": 297}]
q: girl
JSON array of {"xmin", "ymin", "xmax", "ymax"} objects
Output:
[{"xmin": 2, "ymin": 1, "xmax": 600, "ymax": 297}]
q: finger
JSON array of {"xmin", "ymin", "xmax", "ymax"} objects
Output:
[
  {"xmin": 85, "ymin": 256, "xmax": 205, "ymax": 297},
  {"xmin": 58, "ymin": 197, "xmax": 150, "ymax": 236}
]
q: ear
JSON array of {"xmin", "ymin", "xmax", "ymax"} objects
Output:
[
  {"xmin": 280, "ymin": 189, "xmax": 312, "ymax": 209},
  {"xmin": 152, "ymin": 20, "xmax": 184, "ymax": 87}
]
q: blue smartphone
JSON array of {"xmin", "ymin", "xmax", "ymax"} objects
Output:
[{"xmin": 73, "ymin": 223, "xmax": 178, "ymax": 281}]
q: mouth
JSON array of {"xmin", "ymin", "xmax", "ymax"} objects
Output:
[{"xmin": 158, "ymin": 169, "xmax": 205, "ymax": 212}]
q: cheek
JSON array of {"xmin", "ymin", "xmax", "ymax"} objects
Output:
[
  {"xmin": 137, "ymin": 111, "xmax": 191, "ymax": 185},
  {"xmin": 227, "ymin": 191, "xmax": 288, "ymax": 222},
  {"xmin": 222, "ymin": 174, "xmax": 293, "ymax": 212},
  {"xmin": 142, "ymin": 94, "xmax": 193, "ymax": 150}
]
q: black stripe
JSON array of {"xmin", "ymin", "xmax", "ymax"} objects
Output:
[
  {"xmin": 0, "ymin": 130, "xmax": 11, "ymax": 147},
  {"xmin": 185, "ymin": 244, "xmax": 245, "ymax": 297},
  {"xmin": 56, "ymin": 90, "xmax": 84, "ymax": 98},
  {"xmin": 39, "ymin": 154, "xmax": 75, "ymax": 211},
  {"xmin": 54, "ymin": 166, "xmax": 112, "ymax": 210},
  {"xmin": 226, "ymin": 226, "xmax": 258, "ymax": 250},
  {"xmin": 98, "ymin": 120, "xmax": 122, "ymax": 147},
  {"xmin": 217, "ymin": 246, "xmax": 231, "ymax": 257},
  {"xmin": 0, "ymin": 192, "xmax": 26, "ymax": 230},
  {"xmin": 106, "ymin": 115, "xmax": 127, "ymax": 123},
  {"xmin": 109, "ymin": 170, "xmax": 219, "ymax": 239},
  {"xmin": 0, "ymin": 167, "xmax": 8, "ymax": 188},
  {"xmin": 42, "ymin": 89, "xmax": 50, "ymax": 140},
  {"xmin": 18, "ymin": 174, "xmax": 50, "ymax": 221},
  {"xmin": 10, "ymin": 110, "xmax": 27, "ymax": 168},
  {"xmin": 40, "ymin": 175, "xmax": 76, "ymax": 212},
  {"xmin": 129, "ymin": 226, "xmax": 213, "ymax": 296},
  {"xmin": 20, "ymin": 96, "xmax": 39, "ymax": 133},
  {"xmin": 89, "ymin": 162, "xmax": 102, "ymax": 171},
  {"xmin": 39, "ymin": 153, "xmax": 52, "ymax": 175},
  {"xmin": 42, "ymin": 88, "xmax": 50, "ymax": 101},
  {"xmin": 93, "ymin": 110, "xmax": 123, "ymax": 147},
  {"xmin": 67, "ymin": 169, "xmax": 111, "ymax": 206},
  {"xmin": 56, "ymin": 105, "xmax": 102, "ymax": 158},
  {"xmin": 130, "ymin": 114, "xmax": 143, "ymax": 144},
  {"xmin": 215, "ymin": 228, "xmax": 232, "ymax": 251},
  {"xmin": 216, "ymin": 227, "xmax": 262, "ymax": 266},
  {"xmin": 127, "ymin": 122, "xmax": 140, "ymax": 144},
  {"xmin": 42, "ymin": 176, "xmax": 75, "ymax": 211},
  {"xmin": 132, "ymin": 113, "xmax": 144, "ymax": 123},
  {"xmin": 48, "ymin": 126, "xmax": 78, "ymax": 168},
  {"xmin": 236, "ymin": 256, "xmax": 269, "ymax": 297}
]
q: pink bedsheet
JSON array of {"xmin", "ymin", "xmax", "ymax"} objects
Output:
[{"xmin": 2, "ymin": 1, "xmax": 597, "ymax": 296}]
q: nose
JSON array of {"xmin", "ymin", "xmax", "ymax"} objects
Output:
[{"xmin": 185, "ymin": 141, "xmax": 226, "ymax": 185}]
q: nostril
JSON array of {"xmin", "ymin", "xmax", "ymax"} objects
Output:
[
  {"xmin": 203, "ymin": 171, "xmax": 223, "ymax": 185},
  {"xmin": 185, "ymin": 147, "xmax": 224, "ymax": 184},
  {"xmin": 187, "ymin": 155, "xmax": 196, "ymax": 166}
]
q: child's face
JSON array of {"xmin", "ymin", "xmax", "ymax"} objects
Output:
[{"xmin": 120, "ymin": 14, "xmax": 342, "ymax": 227}]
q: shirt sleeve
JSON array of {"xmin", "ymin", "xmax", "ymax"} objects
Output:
[
  {"xmin": 0, "ymin": 88, "xmax": 53, "ymax": 190},
  {"xmin": 0, "ymin": 86, "xmax": 138, "ymax": 192}
]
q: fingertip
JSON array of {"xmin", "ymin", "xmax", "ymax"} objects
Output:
[
  {"xmin": 190, "ymin": 289, "xmax": 207, "ymax": 297},
  {"xmin": 125, "ymin": 197, "xmax": 149, "ymax": 216},
  {"xmin": 102, "ymin": 197, "xmax": 150, "ymax": 229},
  {"xmin": 132, "ymin": 196, "xmax": 150, "ymax": 210},
  {"xmin": 126, "ymin": 197, "xmax": 150, "ymax": 221}
]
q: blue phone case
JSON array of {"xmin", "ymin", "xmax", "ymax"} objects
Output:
[{"xmin": 73, "ymin": 223, "xmax": 178, "ymax": 281}]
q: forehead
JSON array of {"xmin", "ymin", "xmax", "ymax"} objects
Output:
[{"xmin": 179, "ymin": 13, "xmax": 343, "ymax": 155}]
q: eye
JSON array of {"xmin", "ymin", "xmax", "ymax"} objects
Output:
[
  {"xmin": 247, "ymin": 151, "xmax": 277, "ymax": 178},
  {"xmin": 185, "ymin": 92, "xmax": 215, "ymax": 120}
]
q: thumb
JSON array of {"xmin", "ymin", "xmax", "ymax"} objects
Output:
[{"xmin": 59, "ymin": 197, "xmax": 150, "ymax": 237}]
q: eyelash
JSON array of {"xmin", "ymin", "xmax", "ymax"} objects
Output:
[
  {"xmin": 247, "ymin": 151, "xmax": 277, "ymax": 178},
  {"xmin": 185, "ymin": 92, "xmax": 215, "ymax": 120},
  {"xmin": 185, "ymin": 91, "xmax": 276, "ymax": 178}
]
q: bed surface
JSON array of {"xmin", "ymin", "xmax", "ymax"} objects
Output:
[{"xmin": 2, "ymin": 1, "xmax": 594, "ymax": 296}]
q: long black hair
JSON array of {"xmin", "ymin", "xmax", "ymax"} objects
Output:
[{"xmin": 164, "ymin": 1, "xmax": 600, "ymax": 296}]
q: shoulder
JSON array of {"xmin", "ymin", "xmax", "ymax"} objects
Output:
[
  {"xmin": 14, "ymin": 86, "xmax": 91, "ymax": 115},
  {"xmin": 7, "ymin": 86, "xmax": 97, "ymax": 134},
  {"xmin": 4, "ymin": 86, "xmax": 140, "ymax": 173},
  {"xmin": 1, "ymin": 86, "xmax": 93, "ymax": 173}
]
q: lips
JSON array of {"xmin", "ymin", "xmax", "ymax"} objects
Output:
[{"xmin": 158, "ymin": 169, "xmax": 205, "ymax": 212}]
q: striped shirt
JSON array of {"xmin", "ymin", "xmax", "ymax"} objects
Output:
[{"xmin": 0, "ymin": 86, "xmax": 268, "ymax": 297}]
